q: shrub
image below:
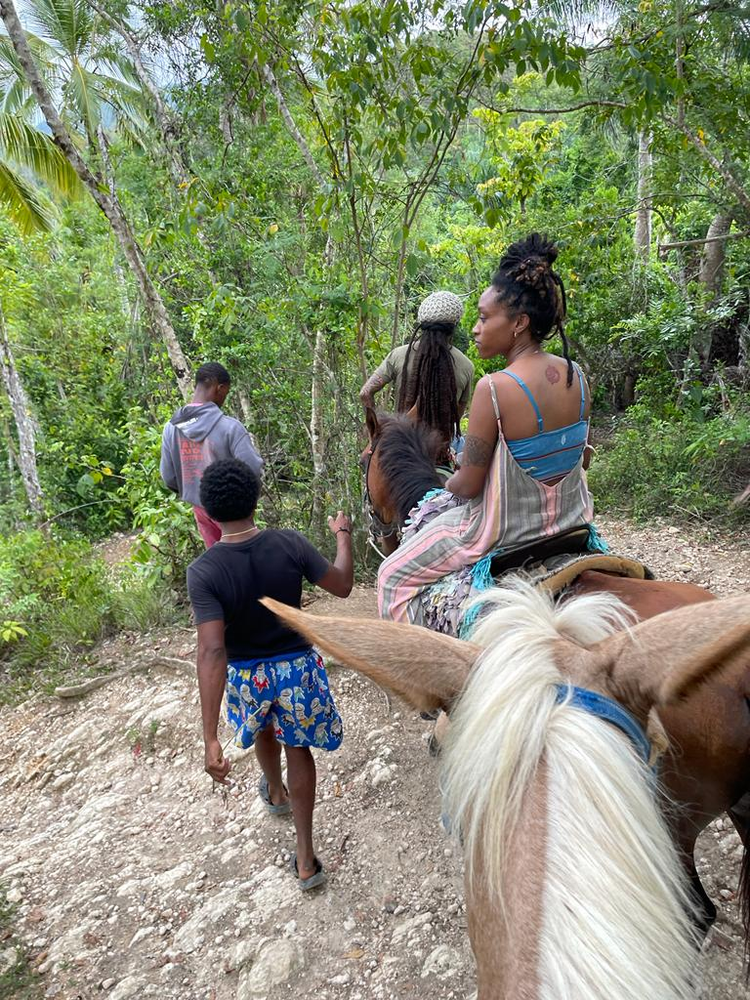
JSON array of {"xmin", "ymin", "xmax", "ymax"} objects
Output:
[{"xmin": 590, "ymin": 405, "xmax": 750, "ymax": 522}]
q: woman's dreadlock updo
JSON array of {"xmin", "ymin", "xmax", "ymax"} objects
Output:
[
  {"xmin": 492, "ymin": 233, "xmax": 572, "ymax": 385},
  {"xmin": 397, "ymin": 291, "xmax": 464, "ymax": 453}
]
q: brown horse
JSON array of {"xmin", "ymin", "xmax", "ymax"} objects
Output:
[
  {"xmin": 364, "ymin": 407, "xmax": 750, "ymax": 941},
  {"xmin": 264, "ymin": 589, "xmax": 750, "ymax": 999}
]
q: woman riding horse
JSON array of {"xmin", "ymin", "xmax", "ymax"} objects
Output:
[
  {"xmin": 360, "ymin": 290, "xmax": 475, "ymax": 460},
  {"xmin": 361, "ymin": 291, "xmax": 475, "ymax": 554},
  {"xmin": 379, "ymin": 233, "xmax": 597, "ymax": 626}
]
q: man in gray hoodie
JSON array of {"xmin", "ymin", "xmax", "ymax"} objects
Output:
[{"xmin": 160, "ymin": 362, "xmax": 263, "ymax": 547}]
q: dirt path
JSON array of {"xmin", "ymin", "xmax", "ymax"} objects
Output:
[{"xmin": 0, "ymin": 515, "xmax": 748, "ymax": 1000}]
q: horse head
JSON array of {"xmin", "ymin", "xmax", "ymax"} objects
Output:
[
  {"xmin": 363, "ymin": 407, "xmax": 444, "ymax": 531},
  {"xmin": 263, "ymin": 585, "xmax": 750, "ymax": 1000}
]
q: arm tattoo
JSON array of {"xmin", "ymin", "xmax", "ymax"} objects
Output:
[
  {"xmin": 461, "ymin": 435, "xmax": 494, "ymax": 467},
  {"xmin": 360, "ymin": 373, "xmax": 387, "ymax": 405}
]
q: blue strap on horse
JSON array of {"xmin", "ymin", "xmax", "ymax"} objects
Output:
[{"xmin": 555, "ymin": 684, "xmax": 653, "ymax": 768}]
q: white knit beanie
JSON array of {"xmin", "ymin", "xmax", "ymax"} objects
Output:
[{"xmin": 417, "ymin": 291, "xmax": 464, "ymax": 327}]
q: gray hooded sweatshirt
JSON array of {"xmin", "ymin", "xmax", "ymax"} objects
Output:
[{"xmin": 160, "ymin": 403, "xmax": 263, "ymax": 507}]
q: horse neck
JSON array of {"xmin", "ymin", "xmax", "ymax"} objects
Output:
[
  {"xmin": 442, "ymin": 637, "xmax": 700, "ymax": 1000},
  {"xmin": 375, "ymin": 429, "xmax": 443, "ymax": 524},
  {"xmin": 468, "ymin": 762, "xmax": 548, "ymax": 1000}
]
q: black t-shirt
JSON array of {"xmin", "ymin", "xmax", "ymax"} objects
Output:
[{"xmin": 186, "ymin": 529, "xmax": 330, "ymax": 658}]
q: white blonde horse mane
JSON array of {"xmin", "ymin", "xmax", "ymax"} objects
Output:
[{"xmin": 441, "ymin": 580, "xmax": 700, "ymax": 1000}]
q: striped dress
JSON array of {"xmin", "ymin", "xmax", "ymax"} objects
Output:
[{"xmin": 377, "ymin": 372, "xmax": 594, "ymax": 625}]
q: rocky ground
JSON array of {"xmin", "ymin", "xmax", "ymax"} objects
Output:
[{"xmin": 0, "ymin": 514, "xmax": 749, "ymax": 1000}]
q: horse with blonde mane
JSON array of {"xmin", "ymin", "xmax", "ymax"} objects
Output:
[
  {"xmin": 363, "ymin": 407, "xmax": 750, "ymax": 939},
  {"xmin": 263, "ymin": 585, "xmax": 750, "ymax": 999}
]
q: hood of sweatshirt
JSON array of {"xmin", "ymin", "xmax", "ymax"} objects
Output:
[{"xmin": 170, "ymin": 403, "xmax": 225, "ymax": 442}]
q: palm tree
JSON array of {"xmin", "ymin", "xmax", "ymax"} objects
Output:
[
  {"xmin": 0, "ymin": 0, "xmax": 192, "ymax": 395},
  {"xmin": 0, "ymin": 96, "xmax": 84, "ymax": 518}
]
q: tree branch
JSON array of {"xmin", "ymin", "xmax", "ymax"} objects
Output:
[
  {"xmin": 479, "ymin": 98, "xmax": 628, "ymax": 116},
  {"xmin": 260, "ymin": 63, "xmax": 327, "ymax": 190},
  {"xmin": 664, "ymin": 116, "xmax": 750, "ymax": 215},
  {"xmin": 659, "ymin": 229, "xmax": 750, "ymax": 251}
]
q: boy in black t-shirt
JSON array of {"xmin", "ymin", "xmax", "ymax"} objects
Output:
[{"xmin": 187, "ymin": 459, "xmax": 353, "ymax": 891}]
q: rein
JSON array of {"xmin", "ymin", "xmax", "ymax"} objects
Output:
[
  {"xmin": 363, "ymin": 432, "xmax": 400, "ymax": 539},
  {"xmin": 555, "ymin": 685, "xmax": 653, "ymax": 767}
]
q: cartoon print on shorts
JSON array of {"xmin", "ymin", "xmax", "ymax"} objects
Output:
[
  {"xmin": 226, "ymin": 650, "xmax": 343, "ymax": 751},
  {"xmin": 253, "ymin": 665, "xmax": 270, "ymax": 692},
  {"xmin": 295, "ymin": 703, "xmax": 317, "ymax": 730},
  {"xmin": 277, "ymin": 688, "xmax": 294, "ymax": 712},
  {"xmin": 275, "ymin": 660, "xmax": 292, "ymax": 681}
]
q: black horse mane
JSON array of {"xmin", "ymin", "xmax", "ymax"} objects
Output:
[{"xmin": 373, "ymin": 413, "xmax": 443, "ymax": 523}]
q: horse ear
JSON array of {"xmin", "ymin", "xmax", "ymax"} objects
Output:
[
  {"xmin": 261, "ymin": 598, "xmax": 480, "ymax": 713},
  {"xmin": 588, "ymin": 595, "xmax": 750, "ymax": 709},
  {"xmin": 365, "ymin": 407, "xmax": 380, "ymax": 441}
]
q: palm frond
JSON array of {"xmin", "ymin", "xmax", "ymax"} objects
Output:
[
  {"xmin": 67, "ymin": 58, "xmax": 100, "ymax": 138},
  {"xmin": 0, "ymin": 159, "xmax": 56, "ymax": 233},
  {"xmin": 0, "ymin": 113, "xmax": 81, "ymax": 196},
  {"xmin": 93, "ymin": 45, "xmax": 141, "ymax": 89},
  {"xmin": 0, "ymin": 31, "xmax": 66, "ymax": 108},
  {"xmin": 27, "ymin": 0, "xmax": 93, "ymax": 59}
]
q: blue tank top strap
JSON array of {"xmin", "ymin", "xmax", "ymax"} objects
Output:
[{"xmin": 497, "ymin": 370, "xmax": 544, "ymax": 432}]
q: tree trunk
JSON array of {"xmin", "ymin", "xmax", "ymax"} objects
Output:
[
  {"xmin": 699, "ymin": 211, "xmax": 734, "ymax": 299},
  {"xmin": 0, "ymin": 309, "xmax": 42, "ymax": 517},
  {"xmin": 310, "ymin": 327, "xmax": 327, "ymax": 522},
  {"xmin": 634, "ymin": 132, "xmax": 652, "ymax": 259},
  {"xmin": 695, "ymin": 211, "xmax": 735, "ymax": 365},
  {"xmin": 0, "ymin": 0, "xmax": 192, "ymax": 398}
]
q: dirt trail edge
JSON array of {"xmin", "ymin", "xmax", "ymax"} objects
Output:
[{"xmin": 1, "ymin": 515, "xmax": 748, "ymax": 1000}]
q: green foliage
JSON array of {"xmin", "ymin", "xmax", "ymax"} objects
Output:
[
  {"xmin": 118, "ymin": 412, "xmax": 202, "ymax": 584},
  {"xmin": 0, "ymin": 526, "xmax": 181, "ymax": 703},
  {"xmin": 591, "ymin": 404, "xmax": 750, "ymax": 522},
  {"xmin": 0, "ymin": 884, "xmax": 42, "ymax": 999}
]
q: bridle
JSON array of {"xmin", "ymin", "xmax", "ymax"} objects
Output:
[{"xmin": 362, "ymin": 430, "xmax": 400, "ymax": 547}]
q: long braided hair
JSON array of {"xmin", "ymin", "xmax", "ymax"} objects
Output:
[
  {"xmin": 492, "ymin": 233, "xmax": 572, "ymax": 385},
  {"xmin": 397, "ymin": 320, "xmax": 460, "ymax": 446}
]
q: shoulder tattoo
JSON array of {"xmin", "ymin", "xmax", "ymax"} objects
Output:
[
  {"xmin": 461, "ymin": 435, "xmax": 494, "ymax": 467},
  {"xmin": 546, "ymin": 365, "xmax": 561, "ymax": 385}
]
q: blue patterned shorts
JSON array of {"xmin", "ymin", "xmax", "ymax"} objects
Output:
[{"xmin": 226, "ymin": 648, "xmax": 343, "ymax": 751}]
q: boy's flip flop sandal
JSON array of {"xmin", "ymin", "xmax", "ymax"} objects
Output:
[
  {"xmin": 289, "ymin": 853, "xmax": 327, "ymax": 891},
  {"xmin": 258, "ymin": 775, "xmax": 291, "ymax": 815}
]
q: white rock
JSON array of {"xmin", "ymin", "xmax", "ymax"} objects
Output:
[
  {"xmin": 51, "ymin": 773, "xmax": 77, "ymax": 791},
  {"xmin": 47, "ymin": 719, "xmax": 101, "ymax": 759},
  {"xmin": 151, "ymin": 861, "xmax": 192, "ymax": 890},
  {"xmin": 109, "ymin": 976, "xmax": 144, "ymax": 1000},
  {"xmin": 392, "ymin": 912, "xmax": 433, "ymax": 943},
  {"xmin": 328, "ymin": 972, "xmax": 351, "ymax": 985},
  {"xmin": 171, "ymin": 887, "xmax": 245, "ymax": 952},
  {"xmin": 370, "ymin": 762, "xmax": 397, "ymax": 788},
  {"xmin": 6, "ymin": 887, "xmax": 23, "ymax": 904},
  {"xmin": 237, "ymin": 938, "xmax": 303, "ymax": 997},
  {"xmin": 225, "ymin": 936, "xmax": 259, "ymax": 972},
  {"xmin": 0, "ymin": 946, "xmax": 18, "ymax": 975},
  {"xmin": 128, "ymin": 926, "xmax": 155, "ymax": 948},
  {"xmin": 421, "ymin": 943, "xmax": 460, "ymax": 979}
]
